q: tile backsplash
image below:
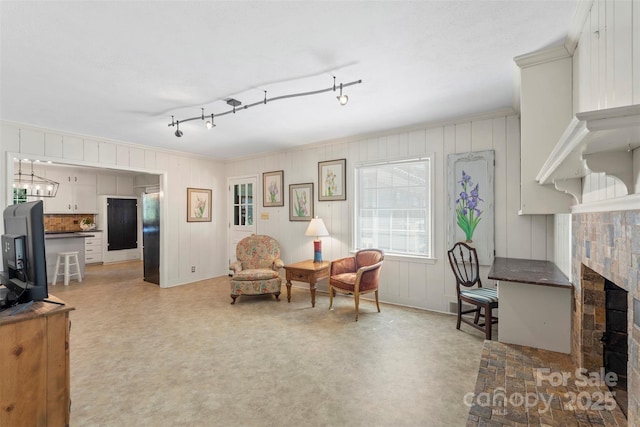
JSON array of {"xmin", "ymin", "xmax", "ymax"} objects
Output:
[{"xmin": 44, "ymin": 214, "xmax": 95, "ymax": 232}]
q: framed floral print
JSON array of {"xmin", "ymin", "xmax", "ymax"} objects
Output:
[
  {"xmin": 289, "ymin": 183, "xmax": 313, "ymax": 221},
  {"xmin": 187, "ymin": 187, "xmax": 212, "ymax": 222},
  {"xmin": 263, "ymin": 170, "xmax": 284, "ymax": 207},
  {"xmin": 318, "ymin": 158, "xmax": 346, "ymax": 201}
]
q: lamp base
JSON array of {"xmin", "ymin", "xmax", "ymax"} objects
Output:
[{"xmin": 313, "ymin": 239, "xmax": 322, "ymax": 263}]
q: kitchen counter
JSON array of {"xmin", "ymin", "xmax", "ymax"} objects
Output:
[
  {"xmin": 46, "ymin": 233, "xmax": 95, "ymax": 239},
  {"xmin": 44, "ymin": 234, "xmax": 88, "ymax": 284}
]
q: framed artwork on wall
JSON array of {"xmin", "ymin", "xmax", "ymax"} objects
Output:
[
  {"xmin": 263, "ymin": 170, "xmax": 284, "ymax": 207},
  {"xmin": 187, "ymin": 187, "xmax": 212, "ymax": 222},
  {"xmin": 318, "ymin": 158, "xmax": 346, "ymax": 201},
  {"xmin": 447, "ymin": 150, "xmax": 495, "ymax": 265},
  {"xmin": 289, "ymin": 183, "xmax": 313, "ymax": 221}
]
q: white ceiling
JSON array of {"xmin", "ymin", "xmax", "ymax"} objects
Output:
[{"xmin": 0, "ymin": 1, "xmax": 577, "ymax": 161}]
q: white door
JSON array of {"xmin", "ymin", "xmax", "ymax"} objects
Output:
[{"xmin": 228, "ymin": 176, "xmax": 257, "ymax": 268}]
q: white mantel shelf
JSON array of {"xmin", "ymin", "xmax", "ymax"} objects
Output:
[{"xmin": 536, "ymin": 105, "xmax": 640, "ymax": 197}]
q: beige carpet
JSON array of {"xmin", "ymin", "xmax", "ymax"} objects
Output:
[{"xmin": 51, "ymin": 261, "xmax": 485, "ymax": 427}]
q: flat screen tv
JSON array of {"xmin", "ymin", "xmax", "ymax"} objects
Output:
[{"xmin": 1, "ymin": 200, "xmax": 48, "ymax": 305}]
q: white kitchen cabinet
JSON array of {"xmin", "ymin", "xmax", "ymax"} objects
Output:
[
  {"xmin": 80, "ymin": 231, "xmax": 103, "ymax": 264},
  {"xmin": 44, "ymin": 168, "xmax": 97, "ymax": 213}
]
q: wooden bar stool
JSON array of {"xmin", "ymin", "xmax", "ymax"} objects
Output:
[{"xmin": 52, "ymin": 251, "xmax": 82, "ymax": 286}]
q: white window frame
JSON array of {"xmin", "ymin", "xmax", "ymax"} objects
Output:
[{"xmin": 353, "ymin": 154, "xmax": 435, "ymax": 261}]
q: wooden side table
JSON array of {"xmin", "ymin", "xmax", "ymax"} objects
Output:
[{"xmin": 284, "ymin": 260, "xmax": 330, "ymax": 307}]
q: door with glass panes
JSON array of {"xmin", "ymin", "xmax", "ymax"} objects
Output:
[{"xmin": 228, "ymin": 176, "xmax": 257, "ymax": 269}]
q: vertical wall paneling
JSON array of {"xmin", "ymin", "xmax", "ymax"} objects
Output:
[
  {"xmin": 129, "ymin": 147, "xmax": 145, "ymax": 169},
  {"xmin": 598, "ymin": 0, "xmax": 607, "ymax": 107},
  {"xmin": 493, "ymin": 117, "xmax": 508, "ymax": 257},
  {"xmin": 590, "ymin": 2, "xmax": 601, "ymax": 109},
  {"xmin": 99, "ymin": 143, "xmax": 117, "ymax": 164},
  {"xmin": 44, "ymin": 133, "xmax": 63, "ymax": 158},
  {"xmin": 634, "ymin": 0, "xmax": 640, "ymax": 104},
  {"xmin": 144, "ymin": 150, "xmax": 156, "ymax": 170},
  {"xmin": 83, "ymin": 140, "xmax": 100, "ymax": 163},
  {"xmin": 1, "ymin": 124, "xmax": 20, "ymax": 153},
  {"xmin": 442, "ymin": 125, "xmax": 458, "ymax": 302},
  {"xmin": 612, "ymin": 0, "xmax": 633, "ymax": 106},
  {"xmin": 455, "ymin": 122, "xmax": 471, "ymax": 153},
  {"xmin": 62, "ymin": 136, "xmax": 83, "ymax": 160},
  {"xmin": 116, "ymin": 145, "xmax": 130, "ymax": 167},
  {"xmin": 20, "ymin": 128, "xmax": 45, "ymax": 155},
  {"xmin": 505, "ymin": 115, "xmax": 532, "ymax": 259},
  {"xmin": 471, "ymin": 118, "xmax": 493, "ymax": 151}
]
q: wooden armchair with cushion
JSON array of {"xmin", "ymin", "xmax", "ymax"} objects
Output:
[
  {"xmin": 447, "ymin": 242, "xmax": 498, "ymax": 340},
  {"xmin": 229, "ymin": 234, "xmax": 284, "ymax": 304},
  {"xmin": 329, "ymin": 249, "xmax": 384, "ymax": 321}
]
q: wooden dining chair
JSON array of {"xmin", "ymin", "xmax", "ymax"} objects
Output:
[{"xmin": 447, "ymin": 242, "xmax": 498, "ymax": 340}]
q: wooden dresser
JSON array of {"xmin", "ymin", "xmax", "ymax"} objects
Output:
[{"xmin": 0, "ymin": 295, "xmax": 74, "ymax": 426}]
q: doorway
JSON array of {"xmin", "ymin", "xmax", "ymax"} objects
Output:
[{"xmin": 228, "ymin": 176, "xmax": 257, "ymax": 268}]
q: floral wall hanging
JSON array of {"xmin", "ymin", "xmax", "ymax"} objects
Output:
[{"xmin": 447, "ymin": 150, "xmax": 494, "ymax": 265}]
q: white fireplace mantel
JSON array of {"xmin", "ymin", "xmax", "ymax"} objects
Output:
[{"xmin": 536, "ymin": 104, "xmax": 640, "ymax": 203}]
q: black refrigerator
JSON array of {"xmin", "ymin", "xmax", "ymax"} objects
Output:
[{"xmin": 142, "ymin": 193, "xmax": 160, "ymax": 285}]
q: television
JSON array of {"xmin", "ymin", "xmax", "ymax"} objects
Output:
[{"xmin": 1, "ymin": 200, "xmax": 48, "ymax": 305}]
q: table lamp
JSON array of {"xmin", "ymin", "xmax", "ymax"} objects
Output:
[{"xmin": 305, "ymin": 217, "xmax": 329, "ymax": 263}]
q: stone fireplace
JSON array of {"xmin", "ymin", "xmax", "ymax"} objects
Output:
[{"xmin": 572, "ymin": 210, "xmax": 640, "ymax": 424}]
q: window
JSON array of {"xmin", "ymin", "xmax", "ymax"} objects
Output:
[
  {"xmin": 13, "ymin": 188, "xmax": 27, "ymax": 204},
  {"xmin": 354, "ymin": 156, "xmax": 433, "ymax": 258}
]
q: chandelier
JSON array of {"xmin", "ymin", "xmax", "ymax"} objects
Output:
[
  {"xmin": 13, "ymin": 160, "xmax": 59, "ymax": 198},
  {"xmin": 168, "ymin": 76, "xmax": 362, "ymax": 137}
]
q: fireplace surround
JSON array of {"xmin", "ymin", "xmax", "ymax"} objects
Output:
[{"xmin": 572, "ymin": 210, "xmax": 639, "ymax": 423}]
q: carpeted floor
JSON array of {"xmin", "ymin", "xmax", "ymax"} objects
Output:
[{"xmin": 51, "ymin": 261, "xmax": 486, "ymax": 427}]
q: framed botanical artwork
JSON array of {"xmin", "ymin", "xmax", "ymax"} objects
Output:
[
  {"xmin": 187, "ymin": 187, "xmax": 212, "ymax": 222},
  {"xmin": 318, "ymin": 158, "xmax": 346, "ymax": 201},
  {"xmin": 289, "ymin": 183, "xmax": 313, "ymax": 221},
  {"xmin": 263, "ymin": 170, "xmax": 284, "ymax": 207}
]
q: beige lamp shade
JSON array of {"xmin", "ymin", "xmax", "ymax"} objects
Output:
[{"xmin": 305, "ymin": 217, "xmax": 329, "ymax": 238}]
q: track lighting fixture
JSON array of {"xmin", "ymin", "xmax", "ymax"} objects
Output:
[{"xmin": 168, "ymin": 76, "xmax": 362, "ymax": 137}]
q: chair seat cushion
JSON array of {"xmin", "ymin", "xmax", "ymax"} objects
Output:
[
  {"xmin": 460, "ymin": 287, "xmax": 498, "ymax": 304},
  {"xmin": 232, "ymin": 268, "xmax": 279, "ymax": 281},
  {"xmin": 330, "ymin": 273, "xmax": 357, "ymax": 291}
]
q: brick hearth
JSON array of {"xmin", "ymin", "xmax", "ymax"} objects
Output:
[{"xmin": 467, "ymin": 341, "xmax": 627, "ymax": 426}]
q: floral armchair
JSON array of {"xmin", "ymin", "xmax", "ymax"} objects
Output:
[{"xmin": 229, "ymin": 234, "xmax": 284, "ymax": 304}]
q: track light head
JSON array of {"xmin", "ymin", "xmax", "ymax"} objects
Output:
[
  {"xmin": 206, "ymin": 114, "xmax": 216, "ymax": 129},
  {"xmin": 336, "ymin": 83, "xmax": 349, "ymax": 105},
  {"xmin": 174, "ymin": 121, "xmax": 183, "ymax": 137}
]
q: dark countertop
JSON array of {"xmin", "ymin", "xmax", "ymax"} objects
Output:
[
  {"xmin": 488, "ymin": 257, "xmax": 572, "ymax": 289},
  {"xmin": 45, "ymin": 232, "xmax": 95, "ymax": 239}
]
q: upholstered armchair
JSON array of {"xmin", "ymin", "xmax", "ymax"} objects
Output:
[
  {"xmin": 329, "ymin": 249, "xmax": 384, "ymax": 321},
  {"xmin": 229, "ymin": 234, "xmax": 284, "ymax": 304}
]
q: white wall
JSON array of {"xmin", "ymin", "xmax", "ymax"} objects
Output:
[
  {"xmin": 0, "ymin": 121, "xmax": 228, "ymax": 288},
  {"xmin": 227, "ymin": 111, "xmax": 555, "ymax": 313},
  {"xmin": 572, "ymin": 0, "xmax": 640, "ymax": 204}
]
